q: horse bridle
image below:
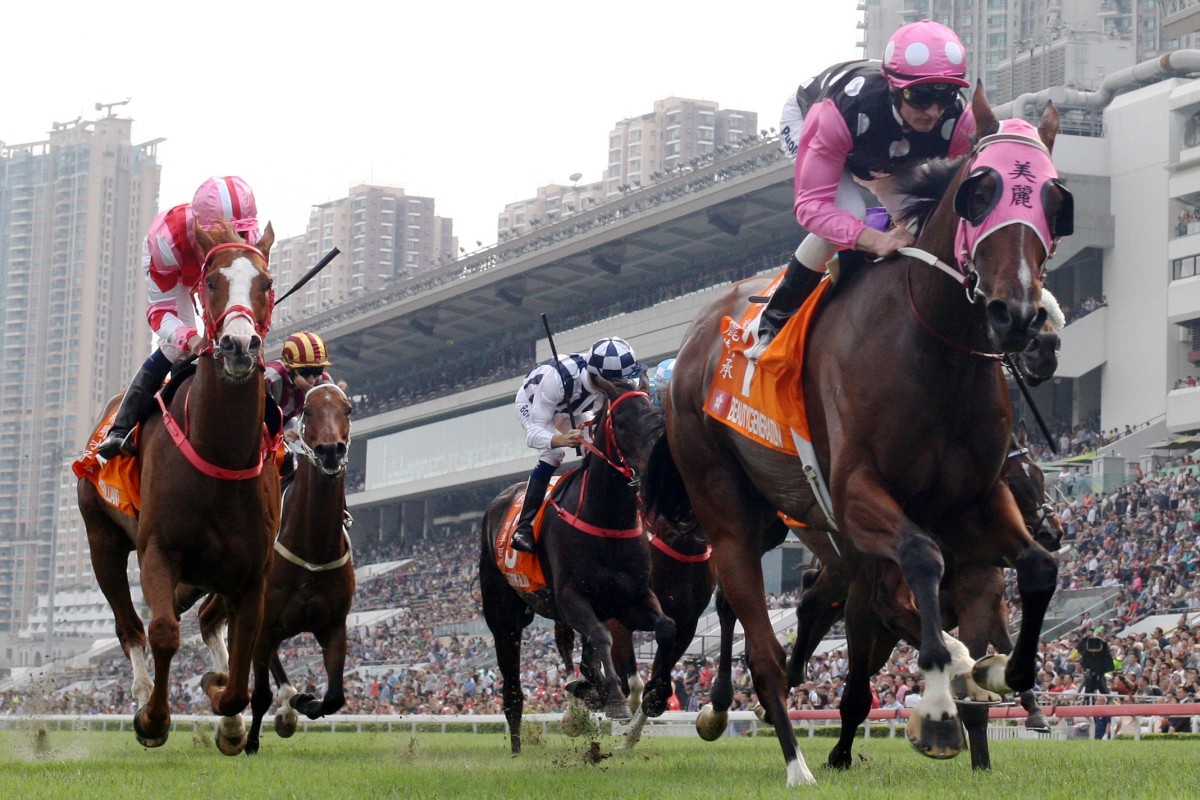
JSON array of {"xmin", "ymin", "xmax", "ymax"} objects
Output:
[
  {"xmin": 192, "ymin": 241, "xmax": 275, "ymax": 352},
  {"xmin": 899, "ymin": 129, "xmax": 1073, "ymax": 306},
  {"xmin": 581, "ymin": 389, "xmax": 651, "ymax": 487},
  {"xmin": 292, "ymin": 382, "xmax": 352, "ymax": 476},
  {"xmin": 1007, "ymin": 444, "xmax": 1057, "ymax": 539}
]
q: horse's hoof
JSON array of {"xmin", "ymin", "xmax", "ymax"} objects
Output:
[
  {"xmin": 1025, "ymin": 712, "xmax": 1051, "ymax": 733},
  {"xmin": 243, "ymin": 737, "xmax": 260, "ymax": 756},
  {"xmin": 274, "ymin": 712, "xmax": 298, "ymax": 738},
  {"xmin": 216, "ymin": 719, "xmax": 248, "ymax": 757},
  {"xmin": 216, "ymin": 728, "xmax": 247, "ymax": 756},
  {"xmin": 133, "ymin": 707, "xmax": 169, "ymax": 748},
  {"xmin": 826, "ymin": 750, "xmax": 852, "ymax": 771},
  {"xmin": 906, "ymin": 714, "xmax": 964, "ymax": 760},
  {"xmin": 695, "ymin": 704, "xmax": 726, "ymax": 742},
  {"xmin": 605, "ymin": 700, "xmax": 632, "ymax": 721},
  {"xmin": 971, "ymin": 654, "xmax": 1011, "ymax": 695},
  {"xmin": 951, "ymin": 672, "xmax": 1002, "ymax": 705},
  {"xmin": 200, "ymin": 671, "xmax": 229, "ymax": 696}
]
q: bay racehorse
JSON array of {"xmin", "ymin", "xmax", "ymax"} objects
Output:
[
  {"xmin": 643, "ymin": 89, "xmax": 1067, "ymax": 786},
  {"xmin": 775, "ymin": 432, "xmax": 1064, "ymax": 771},
  {"xmin": 200, "ymin": 380, "xmax": 354, "ymax": 754},
  {"xmin": 479, "ymin": 376, "xmax": 677, "ymax": 754},
  {"xmin": 77, "ymin": 221, "xmax": 280, "ymax": 755}
]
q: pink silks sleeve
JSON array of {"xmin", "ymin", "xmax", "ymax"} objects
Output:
[{"xmin": 792, "ymin": 99, "xmax": 868, "ymax": 250}]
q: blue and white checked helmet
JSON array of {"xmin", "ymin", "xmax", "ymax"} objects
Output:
[{"xmin": 586, "ymin": 337, "xmax": 644, "ymax": 381}]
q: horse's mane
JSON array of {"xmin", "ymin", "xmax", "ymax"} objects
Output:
[{"xmin": 893, "ymin": 156, "xmax": 966, "ymax": 231}]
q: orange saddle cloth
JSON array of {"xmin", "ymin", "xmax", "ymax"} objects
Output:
[
  {"xmin": 492, "ymin": 473, "xmax": 575, "ymax": 594},
  {"xmin": 703, "ymin": 270, "xmax": 831, "ymax": 453},
  {"xmin": 72, "ymin": 409, "xmax": 141, "ymax": 518}
]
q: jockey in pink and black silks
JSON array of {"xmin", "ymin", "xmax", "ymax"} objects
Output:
[
  {"xmin": 96, "ymin": 176, "xmax": 261, "ymax": 459},
  {"xmin": 753, "ymin": 20, "xmax": 976, "ymax": 352}
]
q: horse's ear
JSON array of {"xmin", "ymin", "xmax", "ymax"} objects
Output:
[
  {"xmin": 194, "ymin": 219, "xmax": 216, "ymax": 254},
  {"xmin": 1038, "ymin": 101, "xmax": 1060, "ymax": 154},
  {"xmin": 590, "ymin": 372, "xmax": 618, "ymax": 401},
  {"xmin": 257, "ymin": 222, "xmax": 275, "ymax": 257},
  {"xmin": 971, "ymin": 80, "xmax": 999, "ymax": 139},
  {"xmin": 1016, "ymin": 420, "xmax": 1029, "ymax": 448}
]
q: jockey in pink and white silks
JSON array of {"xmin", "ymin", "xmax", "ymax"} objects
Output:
[
  {"xmin": 507, "ymin": 337, "xmax": 646, "ymax": 554},
  {"xmin": 752, "ymin": 20, "xmax": 976, "ymax": 351},
  {"xmin": 97, "ymin": 176, "xmax": 261, "ymax": 459}
]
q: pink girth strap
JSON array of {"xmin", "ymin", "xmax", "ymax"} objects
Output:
[
  {"xmin": 156, "ymin": 391, "xmax": 272, "ymax": 480},
  {"xmin": 650, "ymin": 533, "xmax": 712, "ymax": 563}
]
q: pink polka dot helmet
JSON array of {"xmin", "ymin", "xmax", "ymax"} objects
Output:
[{"xmin": 882, "ymin": 20, "xmax": 969, "ymax": 90}]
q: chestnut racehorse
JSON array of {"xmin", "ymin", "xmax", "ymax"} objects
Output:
[
  {"xmin": 78, "ymin": 221, "xmax": 279, "ymax": 755},
  {"xmin": 226, "ymin": 381, "xmax": 355, "ymax": 754},
  {"xmin": 643, "ymin": 90, "xmax": 1067, "ymax": 786}
]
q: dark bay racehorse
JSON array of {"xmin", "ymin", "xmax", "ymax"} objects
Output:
[
  {"xmin": 643, "ymin": 90, "xmax": 1067, "ymax": 786},
  {"xmin": 77, "ymin": 221, "xmax": 280, "ymax": 754},
  {"xmin": 479, "ymin": 377, "xmax": 677, "ymax": 754},
  {"xmin": 228, "ymin": 381, "xmax": 355, "ymax": 754}
]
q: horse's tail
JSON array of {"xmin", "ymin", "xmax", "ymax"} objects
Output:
[{"xmin": 641, "ymin": 434, "xmax": 695, "ymax": 526}]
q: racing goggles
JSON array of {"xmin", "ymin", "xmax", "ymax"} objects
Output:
[{"xmin": 900, "ymin": 83, "xmax": 960, "ymax": 111}]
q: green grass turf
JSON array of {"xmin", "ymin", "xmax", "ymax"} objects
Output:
[{"xmin": 0, "ymin": 726, "xmax": 1193, "ymax": 800}]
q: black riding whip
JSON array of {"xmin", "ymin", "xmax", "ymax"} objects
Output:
[
  {"xmin": 541, "ymin": 313, "xmax": 582, "ymax": 457},
  {"xmin": 276, "ymin": 247, "xmax": 341, "ymax": 305},
  {"xmin": 1004, "ymin": 354, "xmax": 1058, "ymax": 456}
]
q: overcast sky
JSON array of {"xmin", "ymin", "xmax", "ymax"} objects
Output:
[{"xmin": 4, "ymin": 2, "xmax": 861, "ymax": 250}]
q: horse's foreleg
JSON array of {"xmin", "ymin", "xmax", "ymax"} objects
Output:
[
  {"xmin": 616, "ymin": 590, "xmax": 677, "ymax": 719},
  {"xmin": 270, "ymin": 652, "xmax": 300, "ymax": 738},
  {"xmin": 557, "ymin": 584, "xmax": 628, "ymax": 720},
  {"xmin": 197, "ymin": 594, "xmax": 230, "ymax": 675},
  {"xmin": 697, "ymin": 583, "xmax": 739, "ymax": 741},
  {"xmin": 292, "ymin": 625, "xmax": 350, "ymax": 720},
  {"xmin": 948, "ymin": 564, "xmax": 1008, "ymax": 771},
  {"xmin": 133, "ymin": 543, "xmax": 179, "ymax": 748},
  {"xmin": 244, "ymin": 650, "xmax": 275, "ymax": 755},
  {"xmin": 203, "ymin": 584, "xmax": 264, "ymax": 757},
  {"xmin": 607, "ymin": 620, "xmax": 637, "ymax": 712},
  {"xmin": 1005, "ymin": 543, "xmax": 1057, "ymax": 692},
  {"xmin": 840, "ymin": 477, "xmax": 960, "ymax": 760}
]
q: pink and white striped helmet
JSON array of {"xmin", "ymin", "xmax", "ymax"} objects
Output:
[
  {"xmin": 882, "ymin": 20, "xmax": 969, "ymax": 90},
  {"xmin": 191, "ymin": 176, "xmax": 260, "ymax": 245}
]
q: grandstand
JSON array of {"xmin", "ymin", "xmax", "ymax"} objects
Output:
[{"xmin": 16, "ymin": 74, "xmax": 1200, "ymax": 732}]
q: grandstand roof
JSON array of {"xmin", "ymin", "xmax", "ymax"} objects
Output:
[{"xmin": 275, "ymin": 144, "xmax": 797, "ymax": 390}]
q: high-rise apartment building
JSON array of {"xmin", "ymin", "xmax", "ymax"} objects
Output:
[
  {"xmin": 497, "ymin": 180, "xmax": 606, "ymax": 241},
  {"xmin": 272, "ymin": 185, "xmax": 456, "ymax": 328},
  {"xmin": 604, "ymin": 97, "xmax": 758, "ymax": 199},
  {"xmin": 0, "ymin": 113, "xmax": 161, "ymax": 633},
  {"xmin": 861, "ymin": 0, "xmax": 1200, "ymax": 103}
]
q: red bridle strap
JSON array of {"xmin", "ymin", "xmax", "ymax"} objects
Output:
[
  {"xmin": 579, "ymin": 390, "xmax": 650, "ymax": 479},
  {"xmin": 650, "ymin": 532, "xmax": 712, "ymax": 563},
  {"xmin": 156, "ymin": 391, "xmax": 276, "ymax": 480}
]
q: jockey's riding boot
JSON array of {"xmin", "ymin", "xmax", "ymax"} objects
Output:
[
  {"xmin": 754, "ymin": 257, "xmax": 826, "ymax": 348},
  {"xmin": 510, "ymin": 474, "xmax": 551, "ymax": 554},
  {"xmin": 96, "ymin": 365, "xmax": 165, "ymax": 459}
]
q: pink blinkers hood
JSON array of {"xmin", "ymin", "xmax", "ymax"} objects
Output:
[{"xmin": 954, "ymin": 118, "xmax": 1061, "ymax": 263}]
